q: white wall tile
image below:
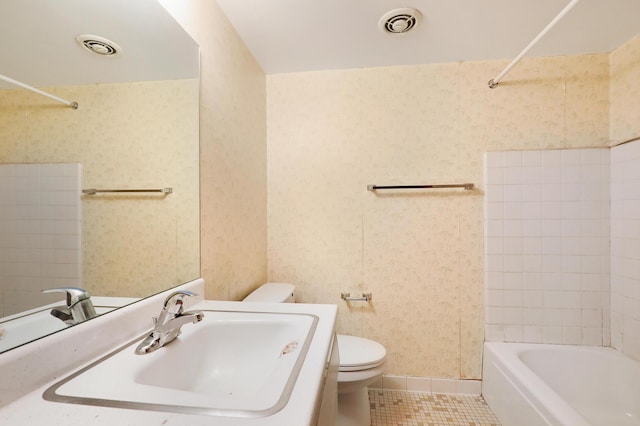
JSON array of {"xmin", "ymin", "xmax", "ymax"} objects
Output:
[
  {"xmin": 522, "ymin": 167, "xmax": 542, "ymax": 184},
  {"xmin": 504, "ymin": 325, "xmax": 524, "ymax": 342},
  {"xmin": 486, "ymin": 167, "xmax": 504, "ymax": 184},
  {"xmin": 523, "ymin": 326, "xmax": 543, "ymax": 343},
  {"xmin": 581, "ymin": 149, "xmax": 604, "ymax": 165},
  {"xmin": 504, "ymin": 152, "xmax": 523, "ymax": 167},
  {"xmin": 486, "ymin": 185, "xmax": 504, "ymax": 203},
  {"xmin": 522, "ymin": 185, "xmax": 542, "ymax": 202},
  {"xmin": 522, "ymin": 220, "xmax": 543, "ymax": 237},
  {"xmin": 562, "ymin": 327, "xmax": 583, "ymax": 344},
  {"xmin": 503, "ymin": 273, "xmax": 523, "ymax": 290},
  {"xmin": 562, "ymin": 183, "xmax": 582, "ymax": 201},
  {"xmin": 543, "ymin": 255, "xmax": 562, "ymax": 273},
  {"xmin": 484, "ymin": 148, "xmax": 608, "ymax": 345},
  {"xmin": 583, "ymin": 328, "xmax": 603, "ymax": 346},
  {"xmin": 503, "ymin": 221, "xmax": 522, "ymax": 237},
  {"xmin": 485, "ymin": 152, "xmax": 504, "ymax": 168},
  {"xmin": 522, "ymin": 151, "xmax": 542, "ymax": 167},
  {"xmin": 523, "ymin": 289, "xmax": 543, "ymax": 306},
  {"xmin": 522, "ymin": 239, "xmax": 542, "ymax": 255},
  {"xmin": 523, "ymin": 308, "xmax": 542, "ymax": 325},
  {"xmin": 504, "ymin": 185, "xmax": 523, "ymax": 202},
  {"xmin": 504, "ymin": 168, "xmax": 523, "ymax": 185},
  {"xmin": 0, "ymin": 163, "xmax": 81, "ymax": 316},
  {"xmin": 485, "ymin": 325, "xmax": 504, "ymax": 341},
  {"xmin": 543, "ymin": 326, "xmax": 563, "ymax": 344},
  {"xmin": 561, "ymin": 165, "xmax": 581, "ymax": 183},
  {"xmin": 542, "ymin": 150, "xmax": 562, "ymax": 166},
  {"xmin": 562, "ymin": 150, "xmax": 582, "ymax": 165},
  {"xmin": 543, "ymin": 166, "xmax": 562, "ymax": 184}
]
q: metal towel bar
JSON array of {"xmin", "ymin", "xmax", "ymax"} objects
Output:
[
  {"xmin": 367, "ymin": 183, "xmax": 474, "ymax": 191},
  {"xmin": 82, "ymin": 188, "xmax": 173, "ymax": 195}
]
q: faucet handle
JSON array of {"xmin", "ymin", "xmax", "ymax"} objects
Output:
[
  {"xmin": 163, "ymin": 290, "xmax": 197, "ymax": 304},
  {"xmin": 163, "ymin": 290, "xmax": 197, "ymax": 312},
  {"xmin": 42, "ymin": 287, "xmax": 92, "ymax": 307}
]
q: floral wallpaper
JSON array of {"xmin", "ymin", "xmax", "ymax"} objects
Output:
[{"xmin": 163, "ymin": 0, "xmax": 268, "ymax": 301}]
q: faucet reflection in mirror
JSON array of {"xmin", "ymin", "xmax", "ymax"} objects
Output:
[
  {"xmin": 42, "ymin": 287, "xmax": 97, "ymax": 325},
  {"xmin": 135, "ymin": 290, "xmax": 204, "ymax": 354}
]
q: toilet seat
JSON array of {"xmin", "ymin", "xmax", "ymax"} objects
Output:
[{"xmin": 337, "ymin": 335, "xmax": 386, "ymax": 372}]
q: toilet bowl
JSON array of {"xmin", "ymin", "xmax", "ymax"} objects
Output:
[
  {"xmin": 243, "ymin": 283, "xmax": 387, "ymax": 426},
  {"xmin": 336, "ymin": 334, "xmax": 387, "ymax": 426}
]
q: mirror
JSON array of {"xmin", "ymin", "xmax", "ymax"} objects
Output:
[{"xmin": 0, "ymin": 0, "xmax": 200, "ymax": 352}]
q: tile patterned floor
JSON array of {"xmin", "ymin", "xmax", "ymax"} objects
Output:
[{"xmin": 369, "ymin": 390, "xmax": 501, "ymax": 426}]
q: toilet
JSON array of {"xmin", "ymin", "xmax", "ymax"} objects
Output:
[{"xmin": 243, "ymin": 282, "xmax": 387, "ymax": 426}]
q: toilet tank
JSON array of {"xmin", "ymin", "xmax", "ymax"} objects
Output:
[{"xmin": 243, "ymin": 283, "xmax": 296, "ymax": 303}]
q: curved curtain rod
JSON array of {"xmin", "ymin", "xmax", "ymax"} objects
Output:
[
  {"xmin": 0, "ymin": 73, "xmax": 78, "ymax": 109},
  {"xmin": 488, "ymin": 0, "xmax": 581, "ymax": 89}
]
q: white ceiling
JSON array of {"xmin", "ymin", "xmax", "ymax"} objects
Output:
[
  {"xmin": 0, "ymin": 0, "xmax": 199, "ymax": 89},
  {"xmin": 216, "ymin": 0, "xmax": 640, "ymax": 74}
]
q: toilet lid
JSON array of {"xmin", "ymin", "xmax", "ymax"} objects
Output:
[{"xmin": 337, "ymin": 334, "xmax": 387, "ymax": 372}]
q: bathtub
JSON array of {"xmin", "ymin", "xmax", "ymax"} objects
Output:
[{"xmin": 482, "ymin": 342, "xmax": 640, "ymax": 426}]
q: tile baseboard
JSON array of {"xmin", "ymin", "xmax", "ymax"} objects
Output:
[{"xmin": 369, "ymin": 375, "xmax": 482, "ymax": 396}]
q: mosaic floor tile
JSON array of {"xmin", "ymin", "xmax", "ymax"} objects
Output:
[{"xmin": 369, "ymin": 390, "xmax": 501, "ymax": 426}]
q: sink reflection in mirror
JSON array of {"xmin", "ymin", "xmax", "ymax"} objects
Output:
[
  {"xmin": 0, "ymin": 297, "xmax": 136, "ymax": 354},
  {"xmin": 44, "ymin": 310, "xmax": 318, "ymax": 418}
]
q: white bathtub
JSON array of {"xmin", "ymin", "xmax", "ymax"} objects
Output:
[{"xmin": 482, "ymin": 342, "xmax": 640, "ymax": 426}]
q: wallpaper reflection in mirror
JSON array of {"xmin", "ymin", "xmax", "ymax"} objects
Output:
[{"xmin": 0, "ymin": 78, "xmax": 199, "ymax": 317}]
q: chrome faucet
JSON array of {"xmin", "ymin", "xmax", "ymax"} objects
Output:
[
  {"xmin": 42, "ymin": 287, "xmax": 97, "ymax": 325},
  {"xmin": 135, "ymin": 290, "xmax": 204, "ymax": 355}
]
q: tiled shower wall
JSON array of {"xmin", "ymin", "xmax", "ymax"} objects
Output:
[
  {"xmin": 0, "ymin": 163, "xmax": 81, "ymax": 317},
  {"xmin": 610, "ymin": 140, "xmax": 640, "ymax": 360},
  {"xmin": 484, "ymin": 149, "xmax": 610, "ymax": 345}
]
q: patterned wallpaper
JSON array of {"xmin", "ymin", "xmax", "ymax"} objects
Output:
[
  {"xmin": 0, "ymin": 79, "xmax": 200, "ymax": 300},
  {"xmin": 162, "ymin": 0, "xmax": 268, "ymax": 301},
  {"xmin": 267, "ymin": 54, "xmax": 611, "ymax": 379}
]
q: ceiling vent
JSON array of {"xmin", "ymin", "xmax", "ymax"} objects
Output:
[
  {"xmin": 379, "ymin": 8, "xmax": 422, "ymax": 35},
  {"xmin": 75, "ymin": 35, "xmax": 122, "ymax": 56}
]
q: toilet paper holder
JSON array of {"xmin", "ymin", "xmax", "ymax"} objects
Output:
[{"xmin": 341, "ymin": 292, "xmax": 372, "ymax": 302}]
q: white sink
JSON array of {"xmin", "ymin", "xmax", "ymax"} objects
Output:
[{"xmin": 44, "ymin": 310, "xmax": 318, "ymax": 417}]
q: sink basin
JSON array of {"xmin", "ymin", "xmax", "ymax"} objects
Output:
[{"xmin": 44, "ymin": 310, "xmax": 318, "ymax": 417}]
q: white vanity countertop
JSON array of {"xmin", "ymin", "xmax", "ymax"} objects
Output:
[{"xmin": 0, "ymin": 294, "xmax": 337, "ymax": 425}]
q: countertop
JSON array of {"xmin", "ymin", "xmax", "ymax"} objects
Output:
[{"xmin": 0, "ymin": 282, "xmax": 337, "ymax": 426}]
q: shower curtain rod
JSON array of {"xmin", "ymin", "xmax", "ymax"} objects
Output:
[
  {"xmin": 0, "ymin": 73, "xmax": 78, "ymax": 109},
  {"xmin": 488, "ymin": 0, "xmax": 581, "ymax": 89}
]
